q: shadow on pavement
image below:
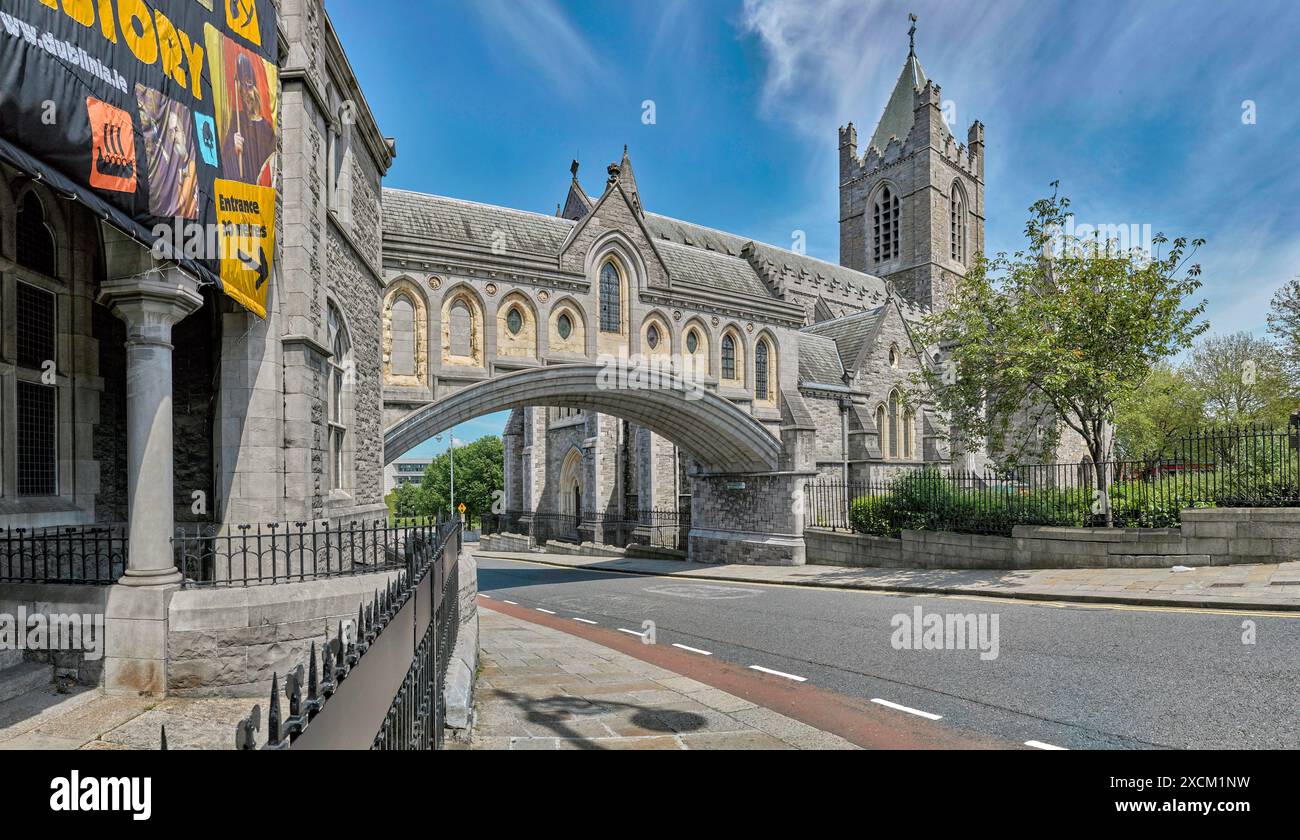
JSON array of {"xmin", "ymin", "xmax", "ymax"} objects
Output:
[{"xmin": 491, "ymin": 690, "xmax": 706, "ymax": 750}]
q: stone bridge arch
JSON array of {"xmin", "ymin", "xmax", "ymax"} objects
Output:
[
  {"xmin": 383, "ymin": 363, "xmax": 781, "ymax": 473},
  {"xmin": 383, "ymin": 363, "xmax": 807, "ymax": 565}
]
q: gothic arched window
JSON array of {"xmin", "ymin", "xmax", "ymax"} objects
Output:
[
  {"xmin": 17, "ymin": 192, "xmax": 56, "ymax": 276},
  {"xmin": 950, "ymin": 184, "xmax": 966, "ymax": 264},
  {"xmin": 754, "ymin": 339, "xmax": 770, "ymax": 402},
  {"xmin": 904, "ymin": 408, "xmax": 916, "ymax": 460},
  {"xmin": 389, "ymin": 295, "xmax": 416, "ymax": 376},
  {"xmin": 721, "ymin": 333, "xmax": 736, "ymax": 380},
  {"xmin": 888, "ymin": 390, "xmax": 901, "ymax": 459},
  {"xmin": 646, "ymin": 323, "xmax": 660, "ymax": 350},
  {"xmin": 449, "ymin": 299, "xmax": 473, "ymax": 357},
  {"xmin": 872, "ymin": 185, "xmax": 900, "ymax": 264},
  {"xmin": 327, "ymin": 303, "xmax": 350, "ymax": 490},
  {"xmin": 599, "ymin": 260, "xmax": 621, "ymax": 333},
  {"xmin": 876, "ymin": 404, "xmax": 889, "ymax": 459}
]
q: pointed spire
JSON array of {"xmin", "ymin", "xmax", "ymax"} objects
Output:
[{"xmin": 866, "ymin": 14, "xmax": 948, "ymax": 155}]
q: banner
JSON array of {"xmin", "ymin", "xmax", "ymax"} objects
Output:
[{"xmin": 0, "ymin": 0, "xmax": 279, "ymax": 318}]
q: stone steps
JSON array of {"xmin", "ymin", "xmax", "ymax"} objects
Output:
[{"xmin": 0, "ymin": 662, "xmax": 53, "ymax": 704}]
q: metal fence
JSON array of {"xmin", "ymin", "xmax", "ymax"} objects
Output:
[
  {"xmin": 174, "ymin": 518, "xmax": 454, "ymax": 587},
  {"xmin": 0, "ymin": 524, "xmax": 127, "ymax": 584},
  {"xmin": 807, "ymin": 424, "xmax": 1300, "ymax": 538},
  {"xmin": 230, "ymin": 520, "xmax": 462, "ymax": 751}
]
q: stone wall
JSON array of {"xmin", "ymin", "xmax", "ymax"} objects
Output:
[
  {"xmin": 689, "ymin": 472, "xmax": 808, "ymax": 565},
  {"xmin": 805, "ymin": 508, "xmax": 1300, "ymax": 570},
  {"xmin": 167, "ymin": 570, "xmax": 401, "ymax": 697}
]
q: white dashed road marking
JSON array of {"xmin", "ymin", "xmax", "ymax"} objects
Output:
[
  {"xmin": 871, "ymin": 698, "xmax": 943, "ymax": 720},
  {"xmin": 536, "ymin": 608, "xmax": 556, "ymax": 615},
  {"xmin": 1025, "ymin": 740, "xmax": 1067, "ymax": 750},
  {"xmin": 672, "ymin": 643, "xmax": 712, "ymax": 655},
  {"xmin": 503, "ymin": 600, "xmax": 518, "ymax": 605},
  {"xmin": 749, "ymin": 665, "xmax": 807, "ymax": 682},
  {"xmin": 618, "ymin": 628, "xmax": 648, "ymax": 638},
  {"xmin": 573, "ymin": 618, "xmax": 598, "ymax": 625}
]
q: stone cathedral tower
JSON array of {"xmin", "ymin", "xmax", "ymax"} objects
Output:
[{"xmin": 838, "ymin": 17, "xmax": 984, "ymax": 314}]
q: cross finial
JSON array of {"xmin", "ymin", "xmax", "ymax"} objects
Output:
[{"xmin": 908, "ymin": 13, "xmax": 917, "ymax": 55}]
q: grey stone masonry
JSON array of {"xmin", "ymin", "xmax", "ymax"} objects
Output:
[{"xmin": 804, "ymin": 507, "xmax": 1300, "ymax": 570}]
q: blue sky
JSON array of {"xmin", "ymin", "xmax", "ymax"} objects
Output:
[{"xmin": 334, "ymin": 0, "xmax": 1300, "ymax": 454}]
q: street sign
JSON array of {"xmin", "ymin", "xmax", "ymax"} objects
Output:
[{"xmin": 457, "ymin": 503, "xmax": 466, "ymax": 514}]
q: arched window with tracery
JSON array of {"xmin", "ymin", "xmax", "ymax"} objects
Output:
[
  {"xmin": 721, "ymin": 333, "xmax": 737, "ymax": 381},
  {"xmin": 872, "ymin": 185, "xmax": 900, "ymax": 265},
  {"xmin": 755, "ymin": 338, "xmax": 774, "ymax": 402},
  {"xmin": 599, "ymin": 260, "xmax": 621, "ymax": 333}
]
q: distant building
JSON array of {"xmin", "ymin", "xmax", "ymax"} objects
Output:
[{"xmin": 385, "ymin": 457, "xmax": 433, "ymax": 495}]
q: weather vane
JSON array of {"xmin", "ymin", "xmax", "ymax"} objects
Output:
[{"xmin": 908, "ymin": 13, "xmax": 917, "ymax": 55}]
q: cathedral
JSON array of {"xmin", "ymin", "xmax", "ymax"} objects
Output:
[{"xmin": 379, "ymin": 33, "xmax": 1079, "ymax": 548}]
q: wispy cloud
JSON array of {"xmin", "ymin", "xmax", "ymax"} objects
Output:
[
  {"xmin": 470, "ymin": 0, "xmax": 611, "ymax": 98},
  {"xmin": 738, "ymin": 0, "xmax": 1300, "ymax": 336}
]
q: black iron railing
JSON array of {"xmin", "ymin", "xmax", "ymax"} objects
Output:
[
  {"xmin": 482, "ymin": 509, "xmax": 529, "ymax": 536},
  {"xmin": 230, "ymin": 521, "xmax": 462, "ymax": 751},
  {"xmin": 807, "ymin": 424, "xmax": 1300, "ymax": 538},
  {"xmin": 0, "ymin": 524, "xmax": 127, "ymax": 584},
  {"xmin": 174, "ymin": 518, "xmax": 451, "ymax": 588},
  {"xmin": 529, "ymin": 512, "xmax": 582, "ymax": 543}
]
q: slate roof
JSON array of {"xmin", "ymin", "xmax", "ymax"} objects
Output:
[
  {"xmin": 381, "ymin": 188, "xmax": 892, "ymax": 304},
  {"xmin": 801, "ymin": 306, "xmax": 885, "ymax": 371},
  {"xmin": 383, "ymin": 188, "xmax": 575, "ymax": 258},
  {"xmin": 657, "ymin": 240, "xmax": 773, "ymax": 299},
  {"xmin": 797, "ymin": 332, "xmax": 847, "ymax": 387}
]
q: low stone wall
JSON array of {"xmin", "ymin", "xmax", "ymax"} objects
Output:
[
  {"xmin": 0, "ymin": 584, "xmax": 109, "ymax": 686},
  {"xmin": 167, "ymin": 570, "xmax": 401, "ymax": 697},
  {"xmin": 478, "ymin": 532, "xmax": 626, "ymax": 558},
  {"xmin": 444, "ymin": 545, "xmax": 478, "ymax": 739},
  {"xmin": 806, "ymin": 508, "xmax": 1300, "ymax": 570},
  {"xmin": 479, "ymin": 533, "xmax": 531, "ymax": 553}
]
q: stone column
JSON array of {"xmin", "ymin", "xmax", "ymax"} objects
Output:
[{"xmin": 98, "ymin": 266, "xmax": 203, "ymax": 586}]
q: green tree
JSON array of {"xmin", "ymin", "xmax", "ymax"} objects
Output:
[
  {"xmin": 914, "ymin": 185, "xmax": 1209, "ymax": 523},
  {"xmin": 1185, "ymin": 332, "xmax": 1293, "ymax": 428},
  {"xmin": 1266, "ymin": 276, "xmax": 1300, "ymax": 385},
  {"xmin": 419, "ymin": 435, "xmax": 504, "ymax": 525},
  {"xmin": 1112, "ymin": 363, "xmax": 1203, "ymax": 466},
  {"xmin": 387, "ymin": 482, "xmax": 429, "ymax": 521}
]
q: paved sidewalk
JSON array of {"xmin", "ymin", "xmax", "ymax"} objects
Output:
[
  {"xmin": 0, "ymin": 682, "xmax": 253, "ymax": 750},
  {"xmin": 471, "ymin": 608, "xmax": 857, "ymax": 749},
  {"xmin": 474, "ymin": 550, "xmax": 1300, "ymax": 611}
]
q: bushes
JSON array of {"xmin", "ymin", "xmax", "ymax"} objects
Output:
[{"xmin": 842, "ymin": 469, "xmax": 1277, "ymax": 537}]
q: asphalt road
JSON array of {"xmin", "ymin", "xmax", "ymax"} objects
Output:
[{"xmin": 475, "ymin": 552, "xmax": 1300, "ymax": 750}]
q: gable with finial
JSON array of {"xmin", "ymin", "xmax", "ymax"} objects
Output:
[{"xmin": 558, "ymin": 147, "xmax": 671, "ymax": 290}]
